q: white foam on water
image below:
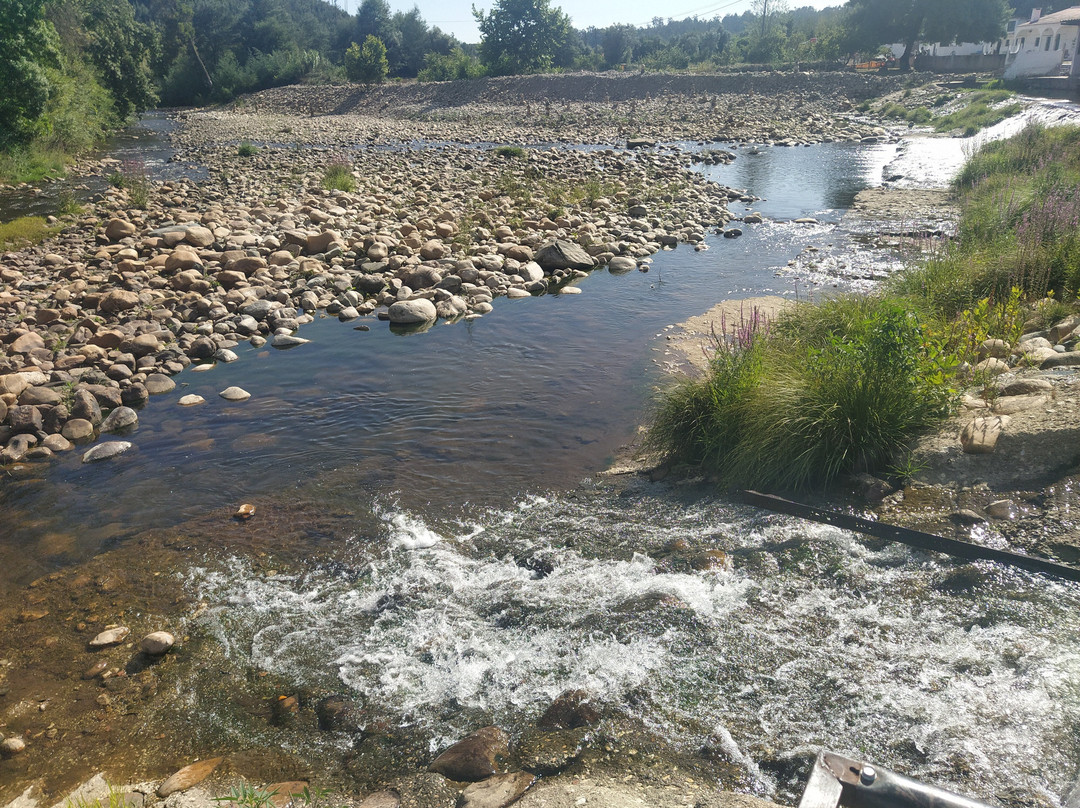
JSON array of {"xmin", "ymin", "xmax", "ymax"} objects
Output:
[
  {"xmin": 190, "ymin": 493, "xmax": 1080, "ymax": 803},
  {"xmin": 886, "ymin": 97, "xmax": 1080, "ymax": 189}
]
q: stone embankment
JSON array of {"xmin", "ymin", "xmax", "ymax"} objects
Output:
[{"xmin": 0, "ymin": 72, "xmax": 893, "ymax": 469}]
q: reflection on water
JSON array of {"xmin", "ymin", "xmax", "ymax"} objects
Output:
[{"xmin": 698, "ymin": 141, "xmax": 895, "ymax": 219}]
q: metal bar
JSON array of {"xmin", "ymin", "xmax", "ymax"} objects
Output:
[
  {"xmin": 823, "ymin": 752, "xmax": 994, "ymax": 808},
  {"xmin": 799, "ymin": 752, "xmax": 846, "ymax": 808},
  {"xmin": 741, "ymin": 490, "xmax": 1080, "ymax": 584}
]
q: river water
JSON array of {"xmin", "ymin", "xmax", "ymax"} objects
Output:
[{"xmin": 4, "ymin": 103, "xmax": 1080, "ymax": 804}]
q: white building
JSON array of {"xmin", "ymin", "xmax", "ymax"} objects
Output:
[{"xmin": 1003, "ymin": 6, "xmax": 1080, "ymax": 79}]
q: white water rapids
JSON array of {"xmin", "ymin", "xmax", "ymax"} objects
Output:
[{"xmin": 191, "ymin": 487, "xmax": 1080, "ymax": 805}]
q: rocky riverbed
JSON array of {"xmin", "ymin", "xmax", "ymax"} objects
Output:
[
  {"xmin": 0, "ymin": 72, "xmax": 903, "ymax": 469},
  {"xmin": 5, "ymin": 72, "xmax": 1078, "ymax": 808}
]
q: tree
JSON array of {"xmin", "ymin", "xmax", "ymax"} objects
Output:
[
  {"xmin": 345, "ymin": 34, "xmax": 388, "ymax": 83},
  {"xmin": 473, "ymin": 0, "xmax": 578, "ymax": 75},
  {"xmin": 80, "ymin": 0, "xmax": 158, "ymax": 117},
  {"xmin": 845, "ymin": 0, "xmax": 1010, "ymax": 67},
  {"xmin": 751, "ymin": 0, "xmax": 788, "ymax": 37},
  {"xmin": 0, "ymin": 0, "xmax": 60, "ymax": 146},
  {"xmin": 601, "ymin": 24, "xmax": 636, "ymax": 69}
]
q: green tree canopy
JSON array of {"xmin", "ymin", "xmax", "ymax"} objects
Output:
[
  {"xmin": 473, "ymin": 0, "xmax": 579, "ymax": 75},
  {"xmin": 845, "ymin": 0, "xmax": 1010, "ymax": 63},
  {"xmin": 345, "ymin": 34, "xmax": 389, "ymax": 83},
  {"xmin": 79, "ymin": 0, "xmax": 159, "ymax": 117},
  {"xmin": 0, "ymin": 0, "xmax": 60, "ymax": 146}
]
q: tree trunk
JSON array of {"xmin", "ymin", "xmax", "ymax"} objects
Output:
[
  {"xmin": 190, "ymin": 37, "xmax": 213, "ymax": 89},
  {"xmin": 899, "ymin": 13, "xmax": 926, "ymax": 72}
]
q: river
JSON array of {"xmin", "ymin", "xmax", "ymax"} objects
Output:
[{"xmin": 3, "ymin": 103, "xmax": 1080, "ymax": 805}]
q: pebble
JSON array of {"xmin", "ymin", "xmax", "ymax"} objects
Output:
[
  {"xmin": 88, "ymin": 626, "xmax": 130, "ymax": 647},
  {"xmin": 987, "ymin": 499, "xmax": 1018, "ymax": 520},
  {"xmin": 219, "ymin": 387, "xmax": 251, "ymax": 401},
  {"xmin": 0, "ymin": 736, "xmax": 26, "ymax": 757},
  {"xmin": 156, "ymin": 757, "xmax": 224, "ymax": 797},
  {"xmin": 83, "ymin": 660, "xmax": 109, "ymax": 679},
  {"xmin": 178, "ymin": 394, "xmax": 205, "ymax": 406},
  {"xmin": 139, "ymin": 631, "xmax": 175, "ymax": 655},
  {"xmin": 357, "ymin": 792, "xmax": 399, "ymax": 808}
]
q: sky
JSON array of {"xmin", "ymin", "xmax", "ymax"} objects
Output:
[{"xmin": 332, "ymin": 0, "xmax": 845, "ymax": 44}]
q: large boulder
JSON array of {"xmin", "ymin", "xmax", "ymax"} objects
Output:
[
  {"xmin": 105, "ymin": 219, "xmax": 137, "ymax": 241},
  {"xmin": 306, "ymin": 230, "xmax": 344, "ymax": 254},
  {"xmin": 98, "ymin": 290, "xmax": 140, "ymax": 313},
  {"xmin": 183, "ymin": 226, "xmax": 215, "ymax": 248},
  {"xmin": 399, "ymin": 265, "xmax": 442, "ymax": 290},
  {"xmin": 388, "ymin": 299, "xmax": 437, "ymax": 324},
  {"xmin": 534, "ymin": 240, "xmax": 596, "ymax": 271}
]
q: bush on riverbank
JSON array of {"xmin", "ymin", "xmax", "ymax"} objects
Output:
[
  {"xmin": 897, "ymin": 124, "xmax": 1080, "ymax": 315},
  {"xmin": 648, "ymin": 298, "xmax": 956, "ymax": 490},
  {"xmin": 648, "ymin": 123, "xmax": 1080, "ymax": 492}
]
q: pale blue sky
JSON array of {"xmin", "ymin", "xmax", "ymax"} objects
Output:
[{"xmin": 333, "ymin": 0, "xmax": 845, "ymax": 43}]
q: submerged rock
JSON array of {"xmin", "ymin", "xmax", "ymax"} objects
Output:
[
  {"xmin": 139, "ymin": 631, "xmax": 175, "ymax": 655},
  {"xmin": 429, "ymin": 726, "xmax": 510, "ymax": 782},
  {"xmin": 89, "ymin": 626, "xmax": 130, "ymax": 647},
  {"xmin": 82, "ymin": 441, "xmax": 133, "ymax": 463},
  {"xmin": 537, "ymin": 689, "xmax": 601, "ymax": 730}
]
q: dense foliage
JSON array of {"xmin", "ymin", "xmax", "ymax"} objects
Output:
[
  {"xmin": 345, "ymin": 35, "xmax": 389, "ymax": 85},
  {"xmin": 845, "ymin": 0, "xmax": 1011, "ymax": 63},
  {"xmin": 474, "ymin": 0, "xmax": 580, "ymax": 75}
]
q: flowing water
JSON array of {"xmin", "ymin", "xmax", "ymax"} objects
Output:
[{"xmin": 6, "ymin": 100, "xmax": 1080, "ymax": 803}]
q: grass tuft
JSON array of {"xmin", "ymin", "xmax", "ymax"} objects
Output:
[
  {"xmin": 321, "ymin": 160, "xmax": 355, "ymax": 192},
  {"xmin": 0, "ymin": 216, "xmax": 61, "ymax": 251}
]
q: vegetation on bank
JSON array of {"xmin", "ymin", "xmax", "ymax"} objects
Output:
[
  {"xmin": 876, "ymin": 88, "xmax": 1022, "ymax": 136},
  {"xmin": 647, "ymin": 123, "xmax": 1080, "ymax": 491},
  {"xmin": 0, "ymin": 216, "xmax": 62, "ymax": 252}
]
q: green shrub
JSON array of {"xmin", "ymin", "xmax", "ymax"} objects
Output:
[
  {"xmin": 493, "ymin": 145, "xmax": 526, "ymax": 159},
  {"xmin": 648, "ymin": 297, "xmax": 956, "ymax": 491},
  {"xmin": 321, "ymin": 161, "xmax": 355, "ymax": 192},
  {"xmin": 647, "ymin": 326, "xmax": 766, "ymax": 469},
  {"xmin": 108, "ymin": 159, "xmax": 150, "ymax": 208},
  {"xmin": 418, "ymin": 47, "xmax": 486, "ymax": 81},
  {"xmin": 0, "ymin": 144, "xmax": 67, "ymax": 183},
  {"xmin": 237, "ymin": 141, "xmax": 259, "ymax": 157}
]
